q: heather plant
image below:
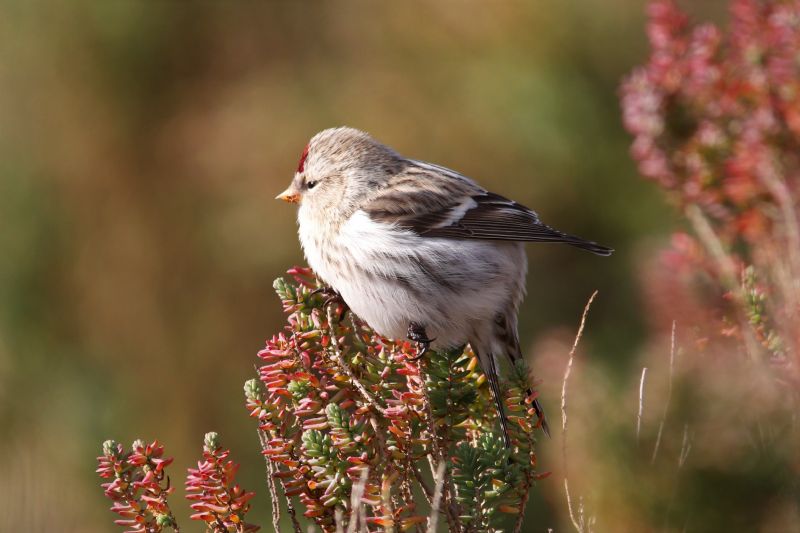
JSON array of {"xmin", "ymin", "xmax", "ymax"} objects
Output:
[
  {"xmin": 97, "ymin": 439, "xmax": 179, "ymax": 533},
  {"xmin": 98, "ymin": 435, "xmax": 258, "ymax": 533},
  {"xmin": 185, "ymin": 433, "xmax": 259, "ymax": 533},
  {"xmin": 543, "ymin": 1, "xmax": 800, "ymax": 530},
  {"xmin": 621, "ymin": 0, "xmax": 800, "ymax": 372},
  {"xmin": 248, "ymin": 266, "xmax": 546, "ymax": 532},
  {"xmin": 98, "ymin": 265, "xmax": 546, "ymax": 532}
]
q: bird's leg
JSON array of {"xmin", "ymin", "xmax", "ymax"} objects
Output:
[
  {"xmin": 309, "ymin": 285, "xmax": 338, "ymax": 302},
  {"xmin": 487, "ymin": 354, "xmax": 512, "ymax": 448},
  {"xmin": 310, "ymin": 286, "xmax": 349, "ymax": 322},
  {"xmin": 407, "ymin": 321, "xmax": 435, "ymax": 361}
]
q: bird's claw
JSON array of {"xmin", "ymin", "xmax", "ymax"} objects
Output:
[
  {"xmin": 311, "ymin": 286, "xmax": 349, "ymax": 322},
  {"xmin": 407, "ymin": 321, "xmax": 435, "ymax": 361}
]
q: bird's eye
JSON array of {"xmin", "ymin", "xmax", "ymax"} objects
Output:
[{"xmin": 306, "ymin": 180, "xmax": 318, "ymax": 190}]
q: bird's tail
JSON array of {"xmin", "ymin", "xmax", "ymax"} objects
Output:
[
  {"xmin": 531, "ymin": 223, "xmax": 614, "ymax": 257},
  {"xmin": 565, "ymin": 237, "xmax": 614, "ymax": 257},
  {"xmin": 552, "ymin": 227, "xmax": 614, "ymax": 257}
]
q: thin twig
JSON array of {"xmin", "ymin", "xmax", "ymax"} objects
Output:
[
  {"xmin": 419, "ymin": 362, "xmax": 462, "ymax": 533},
  {"xmin": 326, "ymin": 306, "xmax": 388, "ymax": 416},
  {"xmin": 258, "ymin": 429, "xmax": 283, "ymax": 533},
  {"xmin": 564, "ymin": 479, "xmax": 584, "ymax": 533},
  {"xmin": 652, "ymin": 322, "xmax": 676, "ymax": 463},
  {"xmin": 759, "ymin": 161, "xmax": 800, "ymax": 289},
  {"xmin": 637, "ymin": 367, "xmax": 648, "ymax": 442},
  {"xmin": 513, "ymin": 477, "xmax": 532, "ymax": 533},
  {"xmin": 346, "ymin": 468, "xmax": 369, "ymax": 533},
  {"xmin": 252, "ymin": 379, "xmax": 303, "ymax": 533},
  {"xmin": 678, "ymin": 424, "xmax": 692, "ymax": 468},
  {"xmin": 423, "ymin": 454, "xmax": 458, "ymax": 533},
  {"xmin": 273, "ymin": 459, "xmax": 303, "ymax": 533},
  {"xmin": 685, "ymin": 204, "xmax": 762, "ymax": 361},
  {"xmin": 426, "ymin": 462, "xmax": 447, "ymax": 533},
  {"xmin": 758, "ymin": 166, "xmax": 800, "ymax": 364},
  {"xmin": 335, "ymin": 509, "xmax": 345, "ymax": 533},
  {"xmin": 411, "ymin": 465, "xmax": 434, "ymax": 502},
  {"xmin": 561, "ymin": 290, "xmax": 599, "ymax": 533},
  {"xmin": 359, "ymin": 503, "xmax": 368, "ymax": 533},
  {"xmin": 380, "ymin": 470, "xmax": 396, "ymax": 533},
  {"xmin": 369, "ymin": 415, "xmax": 388, "ymax": 462},
  {"xmin": 685, "ymin": 204, "xmax": 737, "ymax": 286}
]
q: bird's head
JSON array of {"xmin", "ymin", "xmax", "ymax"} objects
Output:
[{"xmin": 276, "ymin": 127, "xmax": 403, "ymax": 216}]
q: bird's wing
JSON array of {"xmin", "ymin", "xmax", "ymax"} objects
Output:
[{"xmin": 362, "ymin": 160, "xmax": 613, "ymax": 256}]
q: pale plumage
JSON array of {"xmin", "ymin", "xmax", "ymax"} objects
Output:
[{"xmin": 278, "ymin": 126, "xmax": 613, "ymax": 444}]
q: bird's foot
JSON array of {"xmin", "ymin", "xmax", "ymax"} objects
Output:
[
  {"xmin": 407, "ymin": 321, "xmax": 435, "ymax": 361},
  {"xmin": 310, "ymin": 286, "xmax": 349, "ymax": 322}
]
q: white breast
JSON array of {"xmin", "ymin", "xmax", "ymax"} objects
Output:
[{"xmin": 298, "ymin": 208, "xmax": 527, "ymax": 347}]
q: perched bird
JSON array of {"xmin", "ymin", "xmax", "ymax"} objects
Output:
[{"xmin": 277, "ymin": 127, "xmax": 612, "ymax": 445}]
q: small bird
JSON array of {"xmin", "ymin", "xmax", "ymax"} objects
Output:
[{"xmin": 277, "ymin": 127, "xmax": 612, "ymax": 445}]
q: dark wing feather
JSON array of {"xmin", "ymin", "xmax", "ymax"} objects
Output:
[
  {"xmin": 422, "ymin": 193, "xmax": 613, "ymax": 256},
  {"xmin": 362, "ymin": 163, "xmax": 613, "ymax": 256}
]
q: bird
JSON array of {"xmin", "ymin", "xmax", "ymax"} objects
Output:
[{"xmin": 276, "ymin": 127, "xmax": 612, "ymax": 445}]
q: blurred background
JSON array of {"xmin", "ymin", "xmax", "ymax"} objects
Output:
[{"xmin": 3, "ymin": 1, "xmax": 769, "ymax": 531}]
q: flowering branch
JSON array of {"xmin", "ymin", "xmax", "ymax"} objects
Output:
[
  {"xmin": 185, "ymin": 432, "xmax": 260, "ymax": 533},
  {"xmin": 97, "ymin": 439, "xmax": 179, "ymax": 533}
]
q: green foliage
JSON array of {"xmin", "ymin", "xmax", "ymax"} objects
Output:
[
  {"xmin": 742, "ymin": 265, "xmax": 785, "ymax": 358},
  {"xmin": 288, "ymin": 377, "xmax": 313, "ymax": 401},
  {"xmin": 424, "ymin": 347, "xmax": 481, "ymax": 440},
  {"xmin": 452, "ymin": 434, "xmax": 526, "ymax": 532}
]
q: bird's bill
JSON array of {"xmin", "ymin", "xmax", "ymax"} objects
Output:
[{"xmin": 275, "ymin": 186, "xmax": 300, "ymax": 204}]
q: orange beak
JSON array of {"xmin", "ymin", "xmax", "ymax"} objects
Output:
[{"xmin": 276, "ymin": 186, "xmax": 300, "ymax": 204}]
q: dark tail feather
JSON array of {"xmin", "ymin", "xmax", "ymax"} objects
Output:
[
  {"xmin": 567, "ymin": 239, "xmax": 614, "ymax": 256},
  {"xmin": 525, "ymin": 223, "xmax": 614, "ymax": 256},
  {"xmin": 559, "ymin": 232, "xmax": 614, "ymax": 256}
]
